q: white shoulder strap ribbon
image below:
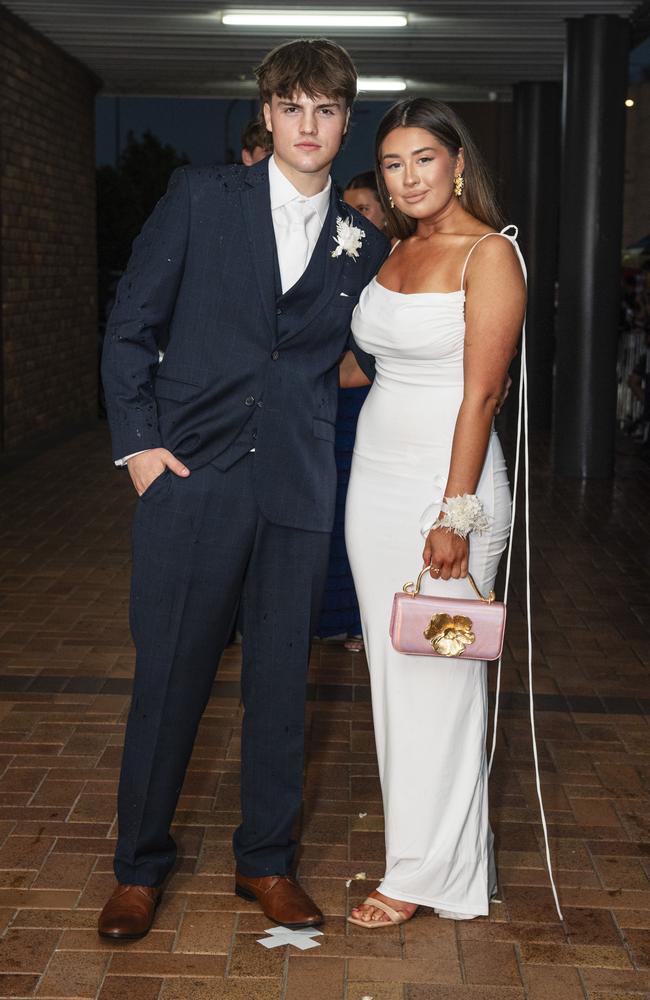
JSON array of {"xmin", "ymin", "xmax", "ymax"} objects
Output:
[{"xmin": 487, "ymin": 227, "xmax": 564, "ymax": 923}]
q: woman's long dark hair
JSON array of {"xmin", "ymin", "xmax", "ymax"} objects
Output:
[{"xmin": 375, "ymin": 99, "xmax": 504, "ymax": 240}]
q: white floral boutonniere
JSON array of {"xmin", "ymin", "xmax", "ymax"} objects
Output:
[{"xmin": 331, "ymin": 216, "xmax": 365, "ymax": 261}]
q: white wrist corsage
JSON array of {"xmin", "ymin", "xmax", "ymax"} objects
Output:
[
  {"xmin": 331, "ymin": 217, "xmax": 365, "ymax": 260},
  {"xmin": 428, "ymin": 494, "xmax": 490, "ymax": 539}
]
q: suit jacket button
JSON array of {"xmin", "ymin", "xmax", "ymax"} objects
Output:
[
  {"xmin": 245, "ymin": 396, "xmax": 255, "ymax": 406},
  {"xmin": 271, "ymin": 350, "xmax": 280, "ymax": 361}
]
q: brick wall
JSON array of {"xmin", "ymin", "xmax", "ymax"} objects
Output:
[{"xmin": 0, "ymin": 5, "xmax": 99, "ymax": 453}]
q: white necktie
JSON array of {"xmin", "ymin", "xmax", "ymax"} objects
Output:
[{"xmin": 278, "ymin": 200, "xmax": 321, "ymax": 294}]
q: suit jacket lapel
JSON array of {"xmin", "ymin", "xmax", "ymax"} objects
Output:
[
  {"xmin": 276, "ymin": 185, "xmax": 346, "ymax": 344},
  {"xmin": 241, "ymin": 158, "xmax": 277, "ymax": 338}
]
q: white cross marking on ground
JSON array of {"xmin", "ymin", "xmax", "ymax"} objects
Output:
[{"xmin": 256, "ymin": 926, "xmax": 323, "ymax": 950}]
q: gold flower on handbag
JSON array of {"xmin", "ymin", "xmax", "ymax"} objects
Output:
[{"xmin": 423, "ymin": 614, "xmax": 476, "ymax": 657}]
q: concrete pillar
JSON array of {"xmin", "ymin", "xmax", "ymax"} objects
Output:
[
  {"xmin": 512, "ymin": 82, "xmax": 562, "ymax": 431},
  {"xmin": 552, "ymin": 15, "xmax": 630, "ymax": 477}
]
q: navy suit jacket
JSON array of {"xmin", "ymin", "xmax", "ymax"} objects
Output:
[{"xmin": 101, "ymin": 157, "xmax": 389, "ymax": 532}]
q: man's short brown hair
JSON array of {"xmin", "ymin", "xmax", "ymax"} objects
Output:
[
  {"xmin": 241, "ymin": 117, "xmax": 273, "ymax": 155},
  {"xmin": 255, "ymin": 38, "xmax": 357, "ymax": 109}
]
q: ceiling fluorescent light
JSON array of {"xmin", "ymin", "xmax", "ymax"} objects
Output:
[
  {"xmin": 222, "ymin": 12, "xmax": 408, "ymax": 28},
  {"xmin": 358, "ymin": 78, "xmax": 407, "ymax": 92}
]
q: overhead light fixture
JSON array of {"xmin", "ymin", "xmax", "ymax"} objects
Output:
[
  {"xmin": 625, "ymin": 98, "xmax": 635, "ymax": 108},
  {"xmin": 222, "ymin": 11, "xmax": 408, "ymax": 28},
  {"xmin": 358, "ymin": 78, "xmax": 407, "ymax": 92}
]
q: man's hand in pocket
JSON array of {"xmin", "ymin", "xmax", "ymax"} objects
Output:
[{"xmin": 127, "ymin": 449, "xmax": 190, "ymax": 496}]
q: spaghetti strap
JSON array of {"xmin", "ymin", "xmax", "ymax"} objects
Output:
[
  {"xmin": 389, "ymin": 239, "xmax": 401, "ymax": 255},
  {"xmin": 460, "ymin": 225, "xmax": 520, "ymax": 289}
]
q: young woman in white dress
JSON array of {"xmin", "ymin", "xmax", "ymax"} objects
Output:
[{"xmin": 340, "ymin": 99, "xmax": 527, "ymax": 926}]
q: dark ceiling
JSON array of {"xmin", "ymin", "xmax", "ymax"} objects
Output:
[{"xmin": 3, "ymin": 1, "xmax": 646, "ymax": 100}]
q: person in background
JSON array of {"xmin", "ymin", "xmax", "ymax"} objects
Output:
[
  {"xmin": 241, "ymin": 116, "xmax": 273, "ymax": 165},
  {"xmin": 628, "ymin": 328, "xmax": 650, "ymax": 443},
  {"xmin": 342, "ymin": 170, "xmax": 388, "ymax": 235},
  {"xmin": 317, "ymin": 172, "xmax": 388, "ymax": 653}
]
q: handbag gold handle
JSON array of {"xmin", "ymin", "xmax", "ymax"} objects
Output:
[{"xmin": 403, "ymin": 565, "xmax": 495, "ymax": 604}]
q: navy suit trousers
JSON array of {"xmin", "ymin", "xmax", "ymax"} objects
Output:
[{"xmin": 113, "ymin": 454, "xmax": 330, "ymax": 886}]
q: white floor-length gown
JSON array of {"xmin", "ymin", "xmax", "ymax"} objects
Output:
[{"xmin": 345, "ymin": 228, "xmax": 521, "ymax": 917}]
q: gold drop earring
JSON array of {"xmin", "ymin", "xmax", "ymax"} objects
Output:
[
  {"xmin": 454, "ymin": 174, "xmax": 464, "ymax": 198},
  {"xmin": 389, "ymin": 195, "xmax": 395, "ymax": 209}
]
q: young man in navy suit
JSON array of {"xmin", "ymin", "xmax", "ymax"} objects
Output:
[{"xmin": 99, "ymin": 38, "xmax": 388, "ymax": 938}]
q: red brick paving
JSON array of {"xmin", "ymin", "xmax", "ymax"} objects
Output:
[{"xmin": 0, "ymin": 427, "xmax": 649, "ymax": 999}]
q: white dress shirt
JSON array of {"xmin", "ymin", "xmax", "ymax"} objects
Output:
[
  {"xmin": 117, "ymin": 156, "xmax": 332, "ymax": 466},
  {"xmin": 268, "ymin": 154, "xmax": 331, "ymax": 294}
]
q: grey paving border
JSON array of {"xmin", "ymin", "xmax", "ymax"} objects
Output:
[{"xmin": 0, "ymin": 674, "xmax": 647, "ymax": 714}]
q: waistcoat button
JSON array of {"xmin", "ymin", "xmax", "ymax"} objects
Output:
[
  {"xmin": 271, "ymin": 350, "xmax": 280, "ymax": 361},
  {"xmin": 244, "ymin": 396, "xmax": 255, "ymax": 406}
]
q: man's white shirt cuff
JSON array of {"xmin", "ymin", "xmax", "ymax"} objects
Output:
[{"xmin": 115, "ymin": 450, "xmax": 149, "ymax": 467}]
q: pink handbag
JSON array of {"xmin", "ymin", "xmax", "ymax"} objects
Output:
[{"xmin": 389, "ymin": 565, "xmax": 506, "ymax": 661}]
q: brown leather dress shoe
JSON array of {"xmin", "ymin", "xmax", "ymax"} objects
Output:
[
  {"xmin": 235, "ymin": 872, "xmax": 323, "ymax": 928},
  {"xmin": 98, "ymin": 883, "xmax": 161, "ymax": 939}
]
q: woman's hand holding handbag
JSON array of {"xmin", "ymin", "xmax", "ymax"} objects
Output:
[{"xmin": 389, "ymin": 565, "xmax": 507, "ymax": 661}]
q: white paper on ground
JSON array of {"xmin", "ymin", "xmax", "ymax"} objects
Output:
[
  {"xmin": 257, "ymin": 934, "xmax": 321, "ymax": 951},
  {"xmin": 257, "ymin": 936, "xmax": 291, "ymax": 949},
  {"xmin": 257, "ymin": 926, "xmax": 323, "ymax": 950},
  {"xmin": 284, "ymin": 935, "xmax": 321, "ymax": 950}
]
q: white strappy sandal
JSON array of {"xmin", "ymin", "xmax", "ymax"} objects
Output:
[{"xmin": 347, "ymin": 893, "xmax": 416, "ymax": 928}]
